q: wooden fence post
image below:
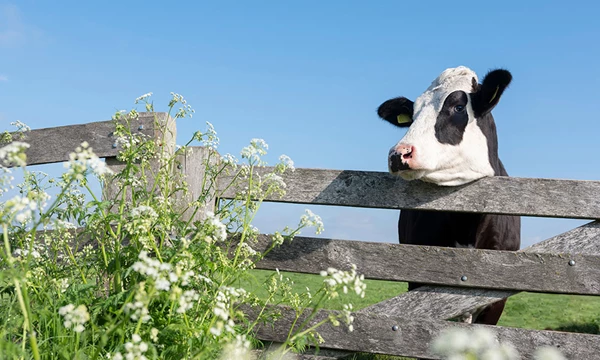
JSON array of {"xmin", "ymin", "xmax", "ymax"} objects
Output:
[
  {"xmin": 173, "ymin": 146, "xmax": 220, "ymax": 224},
  {"xmin": 102, "ymin": 112, "xmax": 176, "ymax": 208}
]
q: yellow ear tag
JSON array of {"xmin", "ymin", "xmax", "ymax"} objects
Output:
[
  {"xmin": 396, "ymin": 114, "xmax": 412, "ymax": 124},
  {"xmin": 489, "ymin": 86, "xmax": 500, "ymax": 103}
]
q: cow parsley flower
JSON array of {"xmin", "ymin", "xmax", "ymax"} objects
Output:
[
  {"xmin": 431, "ymin": 328, "xmax": 520, "ymax": 360},
  {"xmin": 3, "ymin": 195, "xmax": 37, "ymax": 223},
  {"xmin": 127, "ymin": 205, "xmax": 158, "ymax": 232},
  {"xmin": 0, "ymin": 141, "xmax": 29, "ymax": 167},
  {"xmin": 10, "ymin": 120, "xmax": 31, "ymax": 132},
  {"xmin": 534, "ymin": 347, "xmax": 566, "ymax": 360},
  {"xmin": 300, "ymin": 209, "xmax": 324, "ymax": 234},
  {"xmin": 132, "ymin": 251, "xmax": 173, "ymax": 292},
  {"xmin": 64, "ymin": 142, "xmax": 113, "ymax": 180},
  {"xmin": 123, "ymin": 333, "xmax": 149, "ymax": 360},
  {"xmin": 177, "ymin": 289, "xmax": 200, "ymax": 314},
  {"xmin": 278, "ymin": 154, "xmax": 295, "ymax": 172},
  {"xmin": 135, "ymin": 92, "xmax": 153, "ymax": 104},
  {"xmin": 202, "ymin": 211, "xmax": 227, "ymax": 242},
  {"xmin": 124, "ymin": 300, "xmax": 151, "ymax": 323},
  {"xmin": 320, "ymin": 264, "xmax": 366, "ymax": 298},
  {"xmin": 58, "ymin": 304, "xmax": 90, "ymax": 333},
  {"xmin": 240, "ymin": 138, "xmax": 268, "ymax": 165}
]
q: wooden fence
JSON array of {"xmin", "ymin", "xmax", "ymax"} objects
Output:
[{"xmin": 6, "ymin": 113, "xmax": 600, "ymax": 359}]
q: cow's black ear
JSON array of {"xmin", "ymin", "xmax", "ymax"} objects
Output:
[
  {"xmin": 471, "ymin": 69, "xmax": 512, "ymax": 117},
  {"xmin": 377, "ymin": 97, "xmax": 414, "ymax": 128}
]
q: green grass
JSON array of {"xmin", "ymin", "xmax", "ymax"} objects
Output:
[{"xmin": 240, "ymin": 270, "xmax": 600, "ymax": 360}]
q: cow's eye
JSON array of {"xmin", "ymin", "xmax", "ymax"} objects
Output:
[{"xmin": 454, "ymin": 105, "xmax": 465, "ymax": 112}]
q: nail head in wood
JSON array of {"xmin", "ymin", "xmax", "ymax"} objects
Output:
[
  {"xmin": 138, "ymin": 125, "xmax": 144, "ymax": 130},
  {"xmin": 392, "ymin": 325, "xmax": 399, "ymax": 331},
  {"xmin": 112, "ymin": 142, "xmax": 117, "ymax": 148},
  {"xmin": 569, "ymin": 260, "xmax": 576, "ymax": 266},
  {"xmin": 461, "ymin": 275, "xmax": 468, "ymax": 281}
]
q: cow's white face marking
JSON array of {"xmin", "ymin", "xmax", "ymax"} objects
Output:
[{"xmin": 392, "ymin": 66, "xmax": 494, "ymax": 186}]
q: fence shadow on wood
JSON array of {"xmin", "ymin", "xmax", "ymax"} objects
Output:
[{"xmin": 6, "ymin": 113, "xmax": 600, "ymax": 360}]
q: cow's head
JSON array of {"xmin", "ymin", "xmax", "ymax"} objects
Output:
[{"xmin": 377, "ymin": 66, "xmax": 512, "ymax": 186}]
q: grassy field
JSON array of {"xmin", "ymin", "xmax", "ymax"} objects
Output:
[{"xmin": 240, "ymin": 269, "xmax": 600, "ymax": 359}]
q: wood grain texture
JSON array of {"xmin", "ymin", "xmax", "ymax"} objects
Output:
[
  {"xmin": 174, "ymin": 146, "xmax": 220, "ymax": 223},
  {"xmin": 361, "ymin": 221, "xmax": 600, "ymax": 319},
  {"xmin": 244, "ymin": 304, "xmax": 600, "ymax": 360},
  {"xmin": 246, "ymin": 233, "xmax": 600, "ymax": 295},
  {"xmin": 218, "ymin": 168, "xmax": 600, "ymax": 219},
  {"xmin": 103, "ymin": 113, "xmax": 176, "ymax": 207},
  {"xmin": 4, "ymin": 113, "xmax": 162, "ymax": 166}
]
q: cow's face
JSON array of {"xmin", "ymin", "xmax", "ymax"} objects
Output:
[{"xmin": 377, "ymin": 66, "xmax": 512, "ymax": 186}]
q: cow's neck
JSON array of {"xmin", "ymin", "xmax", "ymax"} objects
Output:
[{"xmin": 476, "ymin": 113, "xmax": 508, "ymax": 176}]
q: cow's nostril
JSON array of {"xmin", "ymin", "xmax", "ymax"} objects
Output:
[{"xmin": 402, "ymin": 151, "xmax": 412, "ymax": 160}]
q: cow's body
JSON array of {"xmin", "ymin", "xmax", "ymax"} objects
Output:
[{"xmin": 377, "ymin": 66, "xmax": 521, "ymax": 325}]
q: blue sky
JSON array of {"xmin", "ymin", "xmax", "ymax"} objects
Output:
[{"xmin": 1, "ymin": 1, "xmax": 599, "ymax": 248}]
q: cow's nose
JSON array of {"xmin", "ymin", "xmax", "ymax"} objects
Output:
[
  {"xmin": 389, "ymin": 144, "xmax": 415, "ymax": 172},
  {"xmin": 395, "ymin": 144, "xmax": 414, "ymax": 159}
]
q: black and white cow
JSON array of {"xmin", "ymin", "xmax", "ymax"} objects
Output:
[{"xmin": 377, "ymin": 66, "xmax": 521, "ymax": 325}]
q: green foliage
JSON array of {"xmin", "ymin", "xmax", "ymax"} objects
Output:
[{"xmin": 0, "ymin": 94, "xmax": 367, "ymax": 359}]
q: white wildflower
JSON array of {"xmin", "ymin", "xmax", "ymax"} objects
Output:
[
  {"xmin": 135, "ymin": 92, "xmax": 153, "ymax": 103},
  {"xmin": 271, "ymin": 232, "xmax": 285, "ymax": 246},
  {"xmin": 219, "ymin": 335, "xmax": 252, "ymax": 360},
  {"xmin": 177, "ymin": 290, "xmax": 200, "ymax": 314},
  {"xmin": 203, "ymin": 211, "xmax": 227, "ymax": 242},
  {"xmin": 300, "ymin": 209, "xmax": 324, "ymax": 234},
  {"xmin": 0, "ymin": 141, "xmax": 29, "ymax": 167},
  {"xmin": 320, "ymin": 264, "xmax": 366, "ymax": 298},
  {"xmin": 64, "ymin": 142, "xmax": 113, "ymax": 180},
  {"xmin": 126, "ymin": 205, "xmax": 158, "ymax": 237},
  {"xmin": 59, "ymin": 304, "xmax": 90, "ymax": 333},
  {"xmin": 123, "ymin": 333, "xmax": 149, "ymax": 360},
  {"xmin": 10, "ymin": 120, "xmax": 31, "ymax": 132},
  {"xmin": 240, "ymin": 243, "xmax": 257, "ymax": 257},
  {"xmin": 132, "ymin": 251, "xmax": 173, "ymax": 292},
  {"xmin": 124, "ymin": 300, "xmax": 151, "ymax": 323},
  {"xmin": 240, "ymin": 138, "xmax": 268, "ymax": 165},
  {"xmin": 13, "ymin": 248, "xmax": 41, "ymax": 259},
  {"xmin": 263, "ymin": 173, "xmax": 286, "ymax": 189},
  {"xmin": 3, "ymin": 195, "xmax": 36, "ymax": 223},
  {"xmin": 221, "ymin": 153, "xmax": 238, "ymax": 169},
  {"xmin": 278, "ymin": 154, "xmax": 295, "ymax": 172},
  {"xmin": 534, "ymin": 347, "xmax": 565, "ymax": 360},
  {"xmin": 150, "ymin": 328, "xmax": 159, "ymax": 342}
]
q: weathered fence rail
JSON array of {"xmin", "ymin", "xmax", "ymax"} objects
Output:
[{"xmin": 5, "ymin": 113, "xmax": 600, "ymax": 359}]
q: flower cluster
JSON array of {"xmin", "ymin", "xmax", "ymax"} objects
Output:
[
  {"xmin": 111, "ymin": 334, "xmax": 149, "ymax": 360},
  {"xmin": 64, "ymin": 141, "xmax": 113, "ymax": 180},
  {"xmin": 431, "ymin": 327, "xmax": 566, "ymax": 360},
  {"xmin": 240, "ymin": 138, "xmax": 268, "ymax": 165},
  {"xmin": 131, "ymin": 251, "xmax": 196, "ymax": 294},
  {"xmin": 135, "ymin": 92, "xmax": 153, "ymax": 104},
  {"xmin": 0, "ymin": 141, "xmax": 30, "ymax": 167},
  {"xmin": 124, "ymin": 286, "xmax": 151, "ymax": 323},
  {"xmin": 199, "ymin": 211, "xmax": 227, "ymax": 243},
  {"xmin": 300, "ymin": 209, "xmax": 324, "ymax": 235},
  {"xmin": 58, "ymin": 304, "xmax": 90, "ymax": 333},
  {"xmin": 125, "ymin": 205, "xmax": 158, "ymax": 241},
  {"xmin": 210, "ymin": 287, "xmax": 247, "ymax": 337},
  {"xmin": 320, "ymin": 264, "xmax": 366, "ymax": 299},
  {"xmin": 10, "ymin": 120, "xmax": 31, "ymax": 133},
  {"xmin": 277, "ymin": 154, "xmax": 295, "ymax": 172},
  {"xmin": 2, "ymin": 194, "xmax": 39, "ymax": 223}
]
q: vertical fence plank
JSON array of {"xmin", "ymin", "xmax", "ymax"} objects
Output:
[
  {"xmin": 102, "ymin": 112, "xmax": 176, "ymax": 208},
  {"xmin": 173, "ymin": 146, "xmax": 220, "ymax": 223}
]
